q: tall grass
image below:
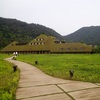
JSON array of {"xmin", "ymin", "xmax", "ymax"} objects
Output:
[
  {"xmin": 17, "ymin": 54, "xmax": 100, "ymax": 83},
  {"xmin": 0, "ymin": 54, "xmax": 20, "ymax": 100}
]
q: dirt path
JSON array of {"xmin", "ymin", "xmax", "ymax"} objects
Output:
[{"xmin": 6, "ymin": 57, "xmax": 100, "ymax": 100}]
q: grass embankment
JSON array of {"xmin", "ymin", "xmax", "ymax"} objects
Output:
[
  {"xmin": 0, "ymin": 54, "xmax": 20, "ymax": 100},
  {"xmin": 17, "ymin": 54, "xmax": 100, "ymax": 83}
]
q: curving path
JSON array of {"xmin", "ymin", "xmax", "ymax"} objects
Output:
[{"xmin": 6, "ymin": 57, "xmax": 100, "ymax": 100}]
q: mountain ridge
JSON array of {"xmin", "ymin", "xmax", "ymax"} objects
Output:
[
  {"xmin": 64, "ymin": 26, "xmax": 100, "ymax": 45},
  {"xmin": 0, "ymin": 17, "xmax": 100, "ymax": 49},
  {"xmin": 0, "ymin": 17, "xmax": 63, "ymax": 49}
]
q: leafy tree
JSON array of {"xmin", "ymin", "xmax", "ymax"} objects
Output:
[{"xmin": 93, "ymin": 46, "xmax": 100, "ymax": 53}]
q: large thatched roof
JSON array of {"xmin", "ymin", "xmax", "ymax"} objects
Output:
[{"xmin": 1, "ymin": 34, "xmax": 92, "ymax": 53}]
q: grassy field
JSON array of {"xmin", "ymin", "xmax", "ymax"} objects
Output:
[
  {"xmin": 0, "ymin": 54, "xmax": 19, "ymax": 100},
  {"xmin": 17, "ymin": 54, "xmax": 100, "ymax": 83}
]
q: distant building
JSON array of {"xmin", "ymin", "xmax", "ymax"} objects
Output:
[{"xmin": 1, "ymin": 34, "xmax": 92, "ymax": 54}]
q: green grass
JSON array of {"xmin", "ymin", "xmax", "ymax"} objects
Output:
[
  {"xmin": 0, "ymin": 54, "xmax": 20, "ymax": 100},
  {"xmin": 17, "ymin": 54, "xmax": 100, "ymax": 83}
]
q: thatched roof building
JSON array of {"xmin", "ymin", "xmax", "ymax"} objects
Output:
[{"xmin": 1, "ymin": 34, "xmax": 92, "ymax": 54}]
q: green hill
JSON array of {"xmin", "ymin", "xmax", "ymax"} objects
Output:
[
  {"xmin": 64, "ymin": 26, "xmax": 100, "ymax": 45},
  {"xmin": 0, "ymin": 17, "xmax": 100, "ymax": 49},
  {"xmin": 0, "ymin": 17, "xmax": 63, "ymax": 49}
]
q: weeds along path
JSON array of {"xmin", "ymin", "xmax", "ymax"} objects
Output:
[{"xmin": 6, "ymin": 57, "xmax": 100, "ymax": 100}]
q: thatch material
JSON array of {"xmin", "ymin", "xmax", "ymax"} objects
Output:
[{"xmin": 1, "ymin": 34, "xmax": 92, "ymax": 54}]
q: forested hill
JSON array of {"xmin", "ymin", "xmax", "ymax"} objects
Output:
[
  {"xmin": 64, "ymin": 26, "xmax": 100, "ymax": 45},
  {"xmin": 0, "ymin": 17, "xmax": 100, "ymax": 49},
  {"xmin": 0, "ymin": 17, "xmax": 63, "ymax": 49}
]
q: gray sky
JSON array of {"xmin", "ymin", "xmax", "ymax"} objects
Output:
[{"xmin": 0, "ymin": 0, "xmax": 100, "ymax": 35}]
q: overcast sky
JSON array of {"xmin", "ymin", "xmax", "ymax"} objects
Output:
[{"xmin": 0, "ymin": 0, "xmax": 100, "ymax": 35}]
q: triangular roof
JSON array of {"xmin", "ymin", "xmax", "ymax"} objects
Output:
[{"xmin": 0, "ymin": 34, "xmax": 92, "ymax": 53}]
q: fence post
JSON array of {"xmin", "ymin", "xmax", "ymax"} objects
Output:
[
  {"xmin": 13, "ymin": 65, "xmax": 17, "ymax": 72},
  {"xmin": 69, "ymin": 70, "xmax": 74, "ymax": 78}
]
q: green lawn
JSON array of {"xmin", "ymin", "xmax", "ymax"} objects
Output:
[
  {"xmin": 17, "ymin": 54, "xmax": 100, "ymax": 83},
  {"xmin": 0, "ymin": 54, "xmax": 19, "ymax": 100}
]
